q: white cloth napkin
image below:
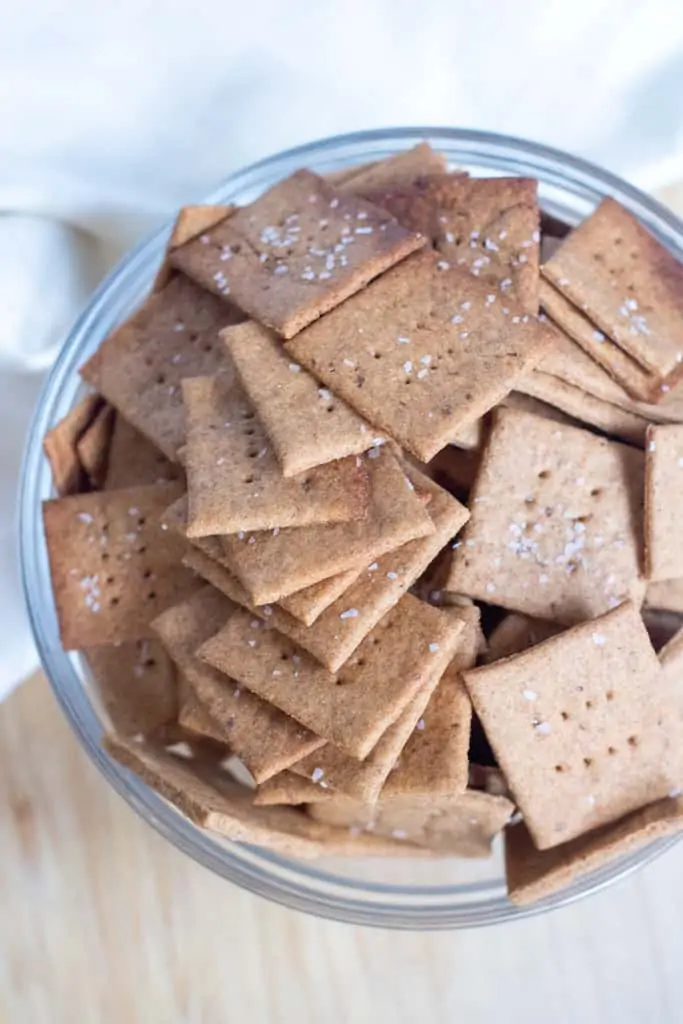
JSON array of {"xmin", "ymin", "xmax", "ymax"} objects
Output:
[{"xmin": 3, "ymin": 0, "xmax": 683, "ymax": 700}]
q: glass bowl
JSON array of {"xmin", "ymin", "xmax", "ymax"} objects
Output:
[{"xmin": 20, "ymin": 127, "xmax": 683, "ymax": 930}]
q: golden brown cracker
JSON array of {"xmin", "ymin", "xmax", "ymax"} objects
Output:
[
  {"xmin": 645, "ymin": 423, "xmax": 683, "ymax": 581},
  {"xmin": 153, "ymin": 205, "xmax": 233, "ymax": 291},
  {"xmin": 105, "ymin": 414, "xmax": 182, "ymax": 490},
  {"xmin": 340, "ymin": 143, "xmax": 448, "ymax": 193},
  {"xmin": 43, "ymin": 393, "xmax": 102, "ymax": 496},
  {"xmin": 76, "ymin": 403, "xmax": 116, "ymax": 488},
  {"xmin": 84, "ymin": 638, "xmax": 178, "ymax": 737},
  {"xmin": 484, "ymin": 613, "xmax": 561, "ymax": 663}
]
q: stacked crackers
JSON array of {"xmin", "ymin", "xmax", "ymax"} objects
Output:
[{"xmin": 41, "ymin": 142, "xmax": 683, "ymax": 903}]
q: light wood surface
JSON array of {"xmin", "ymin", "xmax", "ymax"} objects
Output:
[{"xmin": 5, "ymin": 185, "xmax": 683, "ymax": 1024}]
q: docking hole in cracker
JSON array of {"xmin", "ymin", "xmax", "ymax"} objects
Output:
[{"xmin": 42, "ymin": 148, "xmax": 683, "ymax": 901}]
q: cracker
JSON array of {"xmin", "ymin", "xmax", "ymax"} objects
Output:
[
  {"xmin": 340, "ymin": 143, "xmax": 448, "ymax": 193},
  {"xmin": 76, "ymin": 403, "xmax": 116, "ymax": 488},
  {"xmin": 658, "ymin": 625, "xmax": 683, "ymax": 712},
  {"xmin": 516, "ymin": 371, "xmax": 648, "ymax": 446},
  {"xmin": 542, "ymin": 198, "xmax": 683, "ymax": 379},
  {"xmin": 463, "ymin": 601, "xmax": 683, "ymax": 849},
  {"xmin": 449, "ymin": 417, "xmax": 485, "ymax": 451},
  {"xmin": 324, "ymin": 161, "xmax": 380, "ymax": 187},
  {"xmin": 382, "ymin": 606, "xmax": 478, "ymax": 796},
  {"xmin": 43, "ymin": 482, "xmax": 198, "ymax": 649},
  {"xmin": 286, "ymin": 249, "xmax": 552, "ymax": 462},
  {"xmin": 644, "ymin": 578, "xmax": 683, "ymax": 614},
  {"xmin": 484, "ymin": 613, "xmax": 561, "ymax": 663},
  {"xmin": 223, "ymin": 322, "xmax": 376, "ymax": 475},
  {"xmin": 183, "ymin": 374, "xmax": 369, "ymax": 536},
  {"xmin": 198, "ymin": 596, "xmax": 464, "ymax": 759},
  {"xmin": 105, "ymin": 736, "xmax": 407, "ymax": 858},
  {"xmin": 447, "ymin": 407, "xmax": 645, "ymax": 624},
  {"xmin": 151, "ymin": 586, "xmax": 324, "ymax": 782},
  {"xmin": 363, "ymin": 174, "xmax": 539, "ymax": 312},
  {"xmin": 80, "ymin": 273, "xmax": 243, "ymax": 460},
  {"xmin": 538, "ymin": 316, "xmax": 636, "ymax": 407},
  {"xmin": 170, "ymin": 169, "xmax": 424, "ymax": 339},
  {"xmin": 43, "ymin": 393, "xmax": 102, "ymax": 496},
  {"xmin": 539, "ymin": 278, "xmax": 659, "ymax": 402},
  {"xmin": 254, "ymin": 772, "xmax": 329, "ymax": 806},
  {"xmin": 153, "ymin": 205, "xmax": 233, "ymax": 291},
  {"xmin": 645, "ymin": 424, "xmax": 683, "ymax": 580},
  {"xmin": 219, "ymin": 447, "xmax": 434, "ymax": 604},
  {"xmin": 188, "ymin": 472, "xmax": 467, "ymax": 672},
  {"xmin": 84, "ymin": 638, "xmax": 178, "ymax": 737},
  {"xmin": 505, "ymin": 798, "xmax": 683, "ymax": 905},
  {"xmin": 309, "ymin": 790, "xmax": 514, "ymax": 856},
  {"xmin": 105, "ymin": 414, "xmax": 181, "ymax": 490},
  {"xmin": 278, "ymin": 569, "xmax": 364, "ymax": 626},
  {"xmin": 288, "ymin": 649, "xmax": 455, "ymax": 803},
  {"xmin": 177, "ymin": 689, "xmax": 237, "ymax": 748}
]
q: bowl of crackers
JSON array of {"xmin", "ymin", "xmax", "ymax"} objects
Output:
[{"xmin": 23, "ymin": 128, "xmax": 683, "ymax": 928}]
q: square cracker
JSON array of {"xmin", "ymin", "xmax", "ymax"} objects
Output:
[
  {"xmin": 278, "ymin": 568, "xmax": 364, "ymax": 626},
  {"xmin": 219, "ymin": 447, "xmax": 434, "ymax": 604},
  {"xmin": 645, "ymin": 578, "xmax": 683, "ymax": 614},
  {"xmin": 198, "ymin": 596, "xmax": 464, "ymax": 759},
  {"xmin": 79, "ymin": 273, "xmax": 243, "ymax": 460},
  {"xmin": 382, "ymin": 606, "xmax": 478, "ymax": 797},
  {"xmin": 104, "ymin": 737, "xmax": 406, "ymax": 858},
  {"xmin": 645, "ymin": 424, "xmax": 683, "ymax": 581},
  {"xmin": 539, "ymin": 278, "xmax": 659, "ymax": 402},
  {"xmin": 105, "ymin": 414, "xmax": 182, "ymax": 490},
  {"xmin": 43, "ymin": 393, "xmax": 102, "ymax": 496},
  {"xmin": 363, "ymin": 174, "xmax": 539, "ymax": 313},
  {"xmin": 170, "ymin": 168, "xmax": 424, "ymax": 339},
  {"xmin": 309, "ymin": 790, "xmax": 514, "ymax": 857},
  {"xmin": 537, "ymin": 315, "xmax": 639, "ymax": 408},
  {"xmin": 516, "ymin": 371, "xmax": 648, "ymax": 446},
  {"xmin": 223, "ymin": 322, "xmax": 375, "ymax": 475},
  {"xmin": 84, "ymin": 638, "xmax": 178, "ymax": 737},
  {"xmin": 542, "ymin": 198, "xmax": 683, "ymax": 379},
  {"xmin": 484, "ymin": 613, "xmax": 561, "ymax": 664},
  {"xmin": 182, "ymin": 375, "xmax": 369, "ymax": 537},
  {"xmin": 505, "ymin": 798, "xmax": 683, "ymax": 905},
  {"xmin": 151, "ymin": 586, "xmax": 324, "ymax": 783},
  {"xmin": 186, "ymin": 472, "xmax": 468, "ymax": 672},
  {"xmin": 447, "ymin": 407, "xmax": 645, "ymax": 624},
  {"xmin": 463, "ymin": 601, "xmax": 683, "ymax": 849},
  {"xmin": 286, "ymin": 249, "xmax": 552, "ymax": 462},
  {"xmin": 339, "ymin": 143, "xmax": 448, "ymax": 193},
  {"xmin": 289, "ymin": 648, "xmax": 454, "ymax": 803},
  {"xmin": 43, "ymin": 482, "xmax": 198, "ymax": 649},
  {"xmin": 76, "ymin": 403, "xmax": 116, "ymax": 488}
]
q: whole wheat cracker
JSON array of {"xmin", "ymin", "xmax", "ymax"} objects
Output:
[
  {"xmin": 79, "ymin": 273, "xmax": 243, "ymax": 460},
  {"xmin": 43, "ymin": 482, "xmax": 199, "ymax": 649},
  {"xmin": 644, "ymin": 578, "xmax": 683, "ymax": 614},
  {"xmin": 83, "ymin": 638, "xmax": 178, "ymax": 737},
  {"xmin": 362, "ymin": 174, "xmax": 540, "ymax": 313},
  {"xmin": 43, "ymin": 393, "xmax": 103, "ymax": 496},
  {"xmin": 278, "ymin": 568, "xmax": 365, "ymax": 626},
  {"xmin": 218, "ymin": 446, "xmax": 434, "ymax": 604},
  {"xmin": 484, "ymin": 613, "xmax": 561, "ymax": 664},
  {"xmin": 75, "ymin": 402, "xmax": 116, "ymax": 488},
  {"xmin": 198, "ymin": 597, "xmax": 464, "ymax": 759},
  {"xmin": 223, "ymin": 322, "xmax": 376, "ymax": 475},
  {"xmin": 182, "ymin": 375, "xmax": 370, "ymax": 537},
  {"xmin": 644, "ymin": 423, "xmax": 683, "ymax": 581},
  {"xmin": 254, "ymin": 772, "xmax": 331, "ymax": 806},
  {"xmin": 309, "ymin": 790, "xmax": 514, "ymax": 857},
  {"xmin": 186, "ymin": 471, "xmax": 467, "ymax": 672},
  {"xmin": 516, "ymin": 371, "xmax": 648, "ymax": 446},
  {"xmin": 151, "ymin": 586, "xmax": 324, "ymax": 783},
  {"xmin": 170, "ymin": 168, "xmax": 425, "ymax": 339},
  {"xmin": 539, "ymin": 278, "xmax": 660, "ymax": 402},
  {"xmin": 286, "ymin": 249, "xmax": 553, "ymax": 462},
  {"xmin": 287, "ymin": 651, "xmax": 456, "ymax": 804},
  {"xmin": 382, "ymin": 605, "xmax": 478, "ymax": 797},
  {"xmin": 447, "ymin": 406, "xmax": 645, "ymax": 625},
  {"xmin": 105, "ymin": 414, "xmax": 182, "ymax": 490},
  {"xmin": 153, "ymin": 205, "xmax": 233, "ymax": 291},
  {"xmin": 105, "ymin": 737, "xmax": 410, "ymax": 858},
  {"xmin": 464, "ymin": 601, "xmax": 683, "ymax": 849},
  {"xmin": 505, "ymin": 798, "xmax": 683, "ymax": 905},
  {"xmin": 449, "ymin": 417, "xmax": 485, "ymax": 451},
  {"xmin": 538, "ymin": 315, "xmax": 639, "ymax": 407},
  {"xmin": 658, "ymin": 624, "xmax": 683, "ymax": 713},
  {"xmin": 339, "ymin": 143, "xmax": 448, "ymax": 193},
  {"xmin": 324, "ymin": 161, "xmax": 380, "ymax": 187},
  {"xmin": 542, "ymin": 197, "xmax": 683, "ymax": 379}
]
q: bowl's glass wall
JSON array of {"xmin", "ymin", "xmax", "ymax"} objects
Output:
[{"xmin": 20, "ymin": 128, "xmax": 683, "ymax": 929}]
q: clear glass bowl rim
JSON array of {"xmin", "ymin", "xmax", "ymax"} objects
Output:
[{"xmin": 20, "ymin": 125, "xmax": 683, "ymax": 930}]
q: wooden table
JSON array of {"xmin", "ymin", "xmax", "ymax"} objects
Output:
[{"xmin": 5, "ymin": 184, "xmax": 683, "ymax": 1024}]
